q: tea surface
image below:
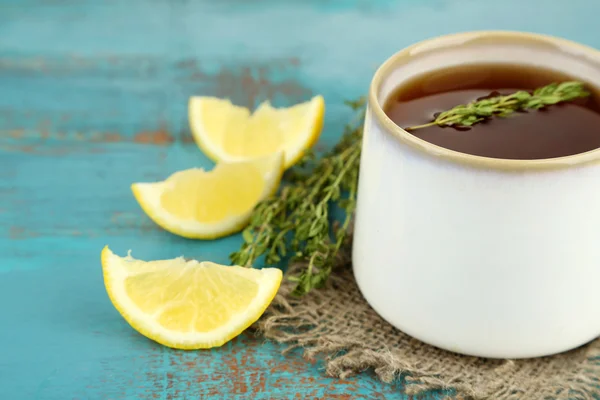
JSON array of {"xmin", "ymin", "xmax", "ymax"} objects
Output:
[{"xmin": 384, "ymin": 64, "xmax": 600, "ymax": 159}]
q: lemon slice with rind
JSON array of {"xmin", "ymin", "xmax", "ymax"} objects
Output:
[
  {"xmin": 189, "ymin": 95, "xmax": 325, "ymax": 169},
  {"xmin": 101, "ymin": 246, "xmax": 282, "ymax": 349},
  {"xmin": 131, "ymin": 153, "xmax": 283, "ymax": 239}
]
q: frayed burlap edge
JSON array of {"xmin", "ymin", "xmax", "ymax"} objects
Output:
[{"xmin": 257, "ymin": 263, "xmax": 600, "ymax": 399}]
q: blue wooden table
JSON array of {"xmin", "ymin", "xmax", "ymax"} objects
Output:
[{"xmin": 2, "ymin": 1, "xmax": 600, "ymax": 398}]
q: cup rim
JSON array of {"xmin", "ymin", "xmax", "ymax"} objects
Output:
[{"xmin": 369, "ymin": 30, "xmax": 600, "ymax": 171}]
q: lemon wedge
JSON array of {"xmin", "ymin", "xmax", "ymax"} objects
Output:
[
  {"xmin": 101, "ymin": 246, "xmax": 282, "ymax": 349},
  {"xmin": 131, "ymin": 153, "xmax": 283, "ymax": 239},
  {"xmin": 189, "ymin": 95, "xmax": 325, "ymax": 169}
]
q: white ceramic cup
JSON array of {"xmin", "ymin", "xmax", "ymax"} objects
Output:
[{"xmin": 352, "ymin": 31, "xmax": 600, "ymax": 358}]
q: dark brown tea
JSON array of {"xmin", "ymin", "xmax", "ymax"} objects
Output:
[{"xmin": 383, "ymin": 64, "xmax": 600, "ymax": 159}]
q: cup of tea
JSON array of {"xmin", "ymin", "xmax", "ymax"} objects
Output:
[{"xmin": 352, "ymin": 31, "xmax": 600, "ymax": 358}]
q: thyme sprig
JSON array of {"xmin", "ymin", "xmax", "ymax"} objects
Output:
[
  {"xmin": 406, "ymin": 81, "xmax": 590, "ymax": 131},
  {"xmin": 230, "ymin": 98, "xmax": 366, "ymax": 296}
]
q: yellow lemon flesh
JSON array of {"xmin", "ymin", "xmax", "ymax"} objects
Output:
[
  {"xmin": 101, "ymin": 246, "xmax": 282, "ymax": 349},
  {"xmin": 131, "ymin": 153, "xmax": 283, "ymax": 239},
  {"xmin": 189, "ymin": 95, "xmax": 325, "ymax": 169}
]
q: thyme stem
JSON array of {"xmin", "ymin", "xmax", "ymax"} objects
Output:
[
  {"xmin": 406, "ymin": 81, "xmax": 590, "ymax": 131},
  {"xmin": 230, "ymin": 98, "xmax": 366, "ymax": 296}
]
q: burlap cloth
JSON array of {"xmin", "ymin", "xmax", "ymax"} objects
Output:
[{"xmin": 258, "ymin": 259, "xmax": 600, "ymax": 399}]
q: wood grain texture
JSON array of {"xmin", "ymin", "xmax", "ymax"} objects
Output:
[{"xmin": 2, "ymin": 0, "xmax": 600, "ymax": 398}]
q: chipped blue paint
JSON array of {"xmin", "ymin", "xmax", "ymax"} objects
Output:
[{"xmin": 1, "ymin": 0, "xmax": 599, "ymax": 398}]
